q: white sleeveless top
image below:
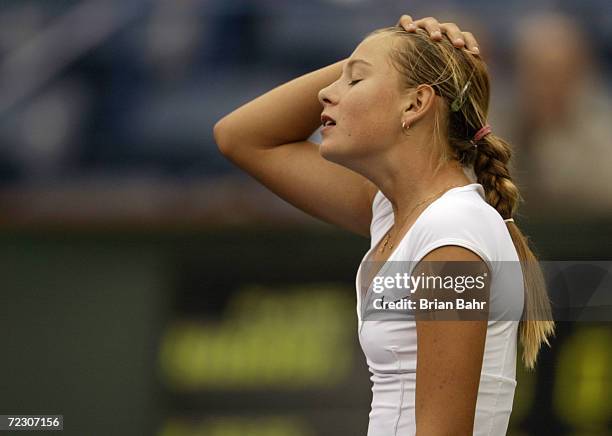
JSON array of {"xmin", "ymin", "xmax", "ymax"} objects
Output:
[{"xmin": 355, "ymin": 183, "xmax": 524, "ymax": 436}]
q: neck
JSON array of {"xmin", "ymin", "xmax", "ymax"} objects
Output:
[{"xmin": 376, "ymin": 159, "xmax": 472, "ymax": 223}]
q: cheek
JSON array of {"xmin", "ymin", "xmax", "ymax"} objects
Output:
[{"xmin": 341, "ymin": 98, "xmax": 397, "ymax": 140}]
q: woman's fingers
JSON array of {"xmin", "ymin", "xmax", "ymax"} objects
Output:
[
  {"xmin": 461, "ymin": 31, "xmax": 480, "ymax": 54},
  {"xmin": 396, "ymin": 15, "xmax": 481, "ymax": 55},
  {"xmin": 412, "ymin": 17, "xmax": 443, "ymax": 40},
  {"xmin": 397, "ymin": 15, "xmax": 416, "ymax": 31},
  {"xmin": 440, "ymin": 22, "xmax": 466, "ymax": 48}
]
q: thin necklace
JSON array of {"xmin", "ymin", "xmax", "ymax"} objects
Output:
[{"xmin": 378, "ymin": 184, "xmax": 464, "ymax": 254}]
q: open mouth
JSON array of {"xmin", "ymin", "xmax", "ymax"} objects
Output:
[{"xmin": 321, "ymin": 114, "xmax": 337, "ymax": 127}]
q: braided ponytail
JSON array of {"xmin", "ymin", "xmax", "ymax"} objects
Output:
[{"xmin": 475, "ymin": 133, "xmax": 555, "ymax": 370}]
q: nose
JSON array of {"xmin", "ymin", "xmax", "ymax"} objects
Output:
[{"xmin": 318, "ymin": 84, "xmax": 335, "ymax": 106}]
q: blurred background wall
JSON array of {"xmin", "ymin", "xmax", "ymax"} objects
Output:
[{"xmin": 0, "ymin": 1, "xmax": 611, "ymax": 435}]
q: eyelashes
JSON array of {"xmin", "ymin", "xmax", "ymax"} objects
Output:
[{"xmin": 348, "ymin": 79, "xmax": 362, "ymax": 86}]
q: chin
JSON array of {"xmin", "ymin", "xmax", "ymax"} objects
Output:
[
  {"xmin": 319, "ymin": 139, "xmax": 349, "ymax": 165},
  {"xmin": 320, "ymin": 137, "xmax": 374, "ymax": 167}
]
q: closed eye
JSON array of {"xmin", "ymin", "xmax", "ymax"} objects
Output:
[{"xmin": 348, "ymin": 79, "xmax": 362, "ymax": 86}]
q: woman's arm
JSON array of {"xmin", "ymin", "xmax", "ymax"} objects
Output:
[
  {"xmin": 213, "ymin": 15, "xmax": 479, "ymax": 237},
  {"xmin": 213, "ymin": 59, "xmax": 378, "ymax": 237},
  {"xmin": 414, "ymin": 245, "xmax": 489, "ymax": 435},
  {"xmin": 215, "ymin": 59, "xmax": 345, "ymax": 151}
]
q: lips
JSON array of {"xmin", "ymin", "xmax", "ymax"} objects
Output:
[{"xmin": 321, "ymin": 114, "xmax": 336, "ymax": 127}]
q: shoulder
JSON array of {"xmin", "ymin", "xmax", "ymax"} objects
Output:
[
  {"xmin": 407, "ymin": 185, "xmax": 507, "ymax": 265},
  {"xmin": 425, "ymin": 188, "xmax": 501, "ymax": 232}
]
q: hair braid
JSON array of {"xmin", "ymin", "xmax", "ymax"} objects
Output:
[{"xmin": 473, "ymin": 135, "xmax": 520, "ymax": 219}]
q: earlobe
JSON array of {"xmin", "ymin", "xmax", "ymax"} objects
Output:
[{"xmin": 401, "ymin": 104, "xmax": 418, "ymax": 133}]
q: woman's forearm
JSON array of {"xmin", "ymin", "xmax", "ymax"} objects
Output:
[{"xmin": 214, "ymin": 58, "xmax": 346, "ymax": 149}]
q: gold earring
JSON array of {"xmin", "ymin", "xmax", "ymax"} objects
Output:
[{"xmin": 402, "ymin": 121, "xmax": 410, "ymax": 136}]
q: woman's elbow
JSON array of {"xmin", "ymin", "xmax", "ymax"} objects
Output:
[{"xmin": 213, "ymin": 119, "xmax": 234, "ymax": 156}]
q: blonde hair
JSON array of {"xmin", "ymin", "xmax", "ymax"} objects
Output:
[{"xmin": 367, "ymin": 26, "xmax": 555, "ymax": 370}]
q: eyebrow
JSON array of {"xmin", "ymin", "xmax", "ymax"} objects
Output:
[{"xmin": 344, "ymin": 58, "xmax": 373, "ymax": 72}]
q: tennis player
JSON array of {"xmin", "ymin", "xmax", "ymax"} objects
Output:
[{"xmin": 214, "ymin": 14, "xmax": 555, "ymax": 435}]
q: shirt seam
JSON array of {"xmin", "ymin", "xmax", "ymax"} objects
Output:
[{"xmin": 411, "ymin": 238, "xmax": 493, "ymax": 271}]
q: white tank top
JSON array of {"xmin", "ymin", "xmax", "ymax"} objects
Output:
[{"xmin": 355, "ymin": 183, "xmax": 524, "ymax": 436}]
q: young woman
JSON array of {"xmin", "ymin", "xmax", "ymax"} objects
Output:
[{"xmin": 214, "ymin": 14, "xmax": 555, "ymax": 436}]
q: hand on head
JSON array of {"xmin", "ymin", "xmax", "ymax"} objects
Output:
[{"xmin": 396, "ymin": 15, "xmax": 481, "ymax": 55}]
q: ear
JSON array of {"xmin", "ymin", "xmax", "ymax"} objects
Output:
[{"xmin": 400, "ymin": 84, "xmax": 437, "ymax": 128}]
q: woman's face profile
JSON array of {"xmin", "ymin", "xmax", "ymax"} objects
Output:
[{"xmin": 318, "ymin": 33, "xmax": 407, "ymax": 166}]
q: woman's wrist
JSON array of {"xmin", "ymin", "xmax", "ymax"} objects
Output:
[{"xmin": 216, "ymin": 58, "xmax": 347, "ymax": 147}]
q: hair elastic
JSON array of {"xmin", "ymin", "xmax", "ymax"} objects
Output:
[
  {"xmin": 504, "ymin": 218, "xmax": 514, "ymax": 223},
  {"xmin": 473, "ymin": 124, "xmax": 492, "ymax": 141},
  {"xmin": 470, "ymin": 125, "xmax": 492, "ymax": 149}
]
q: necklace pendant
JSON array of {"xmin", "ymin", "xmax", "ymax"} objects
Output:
[{"xmin": 379, "ymin": 234, "xmax": 390, "ymax": 253}]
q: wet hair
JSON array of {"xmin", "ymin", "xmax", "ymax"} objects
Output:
[{"xmin": 367, "ymin": 26, "xmax": 555, "ymax": 370}]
